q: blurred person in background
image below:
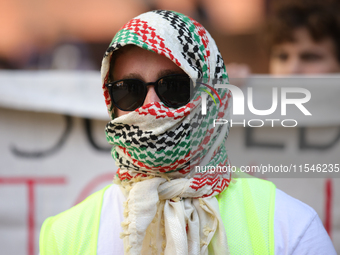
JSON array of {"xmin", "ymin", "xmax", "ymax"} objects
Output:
[
  {"xmin": 266, "ymin": 0, "xmax": 340, "ymax": 75},
  {"xmin": 226, "ymin": 0, "xmax": 340, "ymax": 77}
]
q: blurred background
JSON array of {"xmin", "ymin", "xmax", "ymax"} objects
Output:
[
  {"xmin": 1, "ymin": 0, "xmax": 340, "ymax": 254},
  {"xmin": 0, "ymin": 0, "xmax": 269, "ymax": 72}
]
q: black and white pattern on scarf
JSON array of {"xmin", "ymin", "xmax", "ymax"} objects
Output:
[{"xmin": 101, "ymin": 10, "xmax": 232, "ymax": 255}]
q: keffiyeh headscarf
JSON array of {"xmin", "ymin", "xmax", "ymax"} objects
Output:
[{"xmin": 101, "ymin": 10, "xmax": 232, "ymax": 255}]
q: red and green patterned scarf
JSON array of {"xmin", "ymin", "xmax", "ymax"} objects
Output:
[{"xmin": 101, "ymin": 10, "xmax": 232, "ymax": 255}]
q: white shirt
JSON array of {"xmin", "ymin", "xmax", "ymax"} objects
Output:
[{"xmin": 97, "ymin": 184, "xmax": 336, "ymax": 255}]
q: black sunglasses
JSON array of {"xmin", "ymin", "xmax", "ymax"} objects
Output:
[{"xmin": 105, "ymin": 74, "xmax": 193, "ymax": 111}]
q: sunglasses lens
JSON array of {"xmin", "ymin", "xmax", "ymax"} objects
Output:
[
  {"xmin": 157, "ymin": 76, "xmax": 192, "ymax": 108},
  {"xmin": 111, "ymin": 80, "xmax": 146, "ymax": 111}
]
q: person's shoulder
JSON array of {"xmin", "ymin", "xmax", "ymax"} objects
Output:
[
  {"xmin": 275, "ymin": 188, "xmax": 316, "ymax": 219},
  {"xmin": 274, "ymin": 189, "xmax": 336, "ymax": 255},
  {"xmin": 40, "ymin": 185, "xmax": 113, "ymax": 254},
  {"xmin": 49, "ymin": 185, "xmax": 111, "ymax": 224},
  {"xmin": 274, "ymin": 188, "xmax": 317, "ymax": 241},
  {"xmin": 43, "ymin": 183, "xmax": 123, "ymax": 228}
]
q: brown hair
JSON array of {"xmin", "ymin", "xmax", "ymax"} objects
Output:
[{"xmin": 265, "ymin": 0, "xmax": 340, "ymax": 62}]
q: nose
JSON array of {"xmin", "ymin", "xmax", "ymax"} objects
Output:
[
  {"xmin": 143, "ymin": 86, "xmax": 161, "ymax": 106},
  {"xmin": 286, "ymin": 57, "xmax": 303, "ymax": 75}
]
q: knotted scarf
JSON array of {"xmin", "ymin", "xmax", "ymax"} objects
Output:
[{"xmin": 101, "ymin": 10, "xmax": 232, "ymax": 255}]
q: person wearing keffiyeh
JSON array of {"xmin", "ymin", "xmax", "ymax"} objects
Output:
[
  {"xmin": 40, "ymin": 10, "xmax": 336, "ymax": 255},
  {"xmin": 101, "ymin": 10, "xmax": 232, "ymax": 255}
]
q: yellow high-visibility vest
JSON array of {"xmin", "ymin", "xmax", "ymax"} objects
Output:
[{"xmin": 40, "ymin": 175, "xmax": 275, "ymax": 254}]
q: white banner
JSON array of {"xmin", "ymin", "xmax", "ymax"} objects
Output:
[{"xmin": 0, "ymin": 72, "xmax": 339, "ymax": 254}]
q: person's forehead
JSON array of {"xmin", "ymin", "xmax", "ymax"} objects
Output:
[
  {"xmin": 111, "ymin": 45, "xmax": 185, "ymax": 81},
  {"xmin": 273, "ymin": 28, "xmax": 337, "ymax": 53}
]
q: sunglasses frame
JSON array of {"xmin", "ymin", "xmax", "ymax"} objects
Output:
[{"xmin": 105, "ymin": 74, "xmax": 193, "ymax": 111}]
